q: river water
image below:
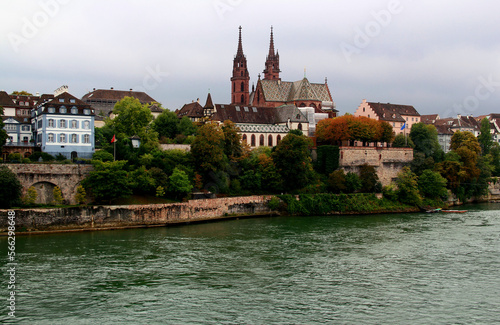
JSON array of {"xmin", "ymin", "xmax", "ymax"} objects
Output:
[{"xmin": 2, "ymin": 203, "xmax": 500, "ymax": 324}]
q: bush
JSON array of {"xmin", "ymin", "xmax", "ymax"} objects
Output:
[
  {"xmin": 7, "ymin": 153, "xmax": 22, "ymax": 163},
  {"xmin": 92, "ymin": 150, "xmax": 114, "ymax": 162},
  {"xmin": 55, "ymin": 153, "xmax": 66, "ymax": 161},
  {"xmin": 0, "ymin": 166, "xmax": 23, "ymax": 208},
  {"xmin": 382, "ymin": 184, "xmax": 398, "ymax": 201},
  {"xmin": 267, "ymin": 196, "xmax": 282, "ymax": 211}
]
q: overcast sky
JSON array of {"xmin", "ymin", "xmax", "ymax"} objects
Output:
[{"xmin": 1, "ymin": 0, "xmax": 500, "ymax": 117}]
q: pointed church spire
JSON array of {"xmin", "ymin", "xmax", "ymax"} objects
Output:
[
  {"xmin": 236, "ymin": 26, "xmax": 244, "ymax": 57},
  {"xmin": 268, "ymin": 26, "xmax": 275, "ymax": 58},
  {"xmin": 263, "ymin": 26, "xmax": 281, "ymax": 81}
]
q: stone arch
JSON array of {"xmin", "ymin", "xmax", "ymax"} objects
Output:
[{"xmin": 30, "ymin": 181, "xmax": 60, "ymax": 204}]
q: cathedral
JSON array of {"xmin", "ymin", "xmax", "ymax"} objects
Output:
[{"xmin": 230, "ymin": 26, "xmax": 337, "ymax": 115}]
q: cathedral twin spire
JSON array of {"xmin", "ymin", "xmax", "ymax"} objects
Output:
[{"xmin": 231, "ymin": 26, "xmax": 280, "ymax": 105}]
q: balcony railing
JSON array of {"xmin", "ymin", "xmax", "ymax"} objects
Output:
[{"xmin": 3, "ymin": 142, "xmax": 35, "ymax": 148}]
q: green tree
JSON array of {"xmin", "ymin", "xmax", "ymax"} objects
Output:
[
  {"xmin": 52, "ymin": 186, "xmax": 64, "ymax": 205},
  {"xmin": 409, "ymin": 123, "xmax": 441, "ymax": 158},
  {"xmin": 490, "ymin": 143, "xmax": 500, "ymax": 176},
  {"xmin": 395, "ymin": 167, "xmax": 422, "ymax": 206},
  {"xmin": 75, "ymin": 185, "xmax": 87, "ymax": 205},
  {"xmin": 272, "ymin": 133, "xmax": 314, "ymax": 191},
  {"xmin": 379, "ymin": 121, "xmax": 395, "ymax": 145},
  {"xmin": 0, "ymin": 166, "xmax": 23, "ymax": 208},
  {"xmin": 418, "ymin": 169, "xmax": 448, "ymax": 199},
  {"xmin": 359, "ymin": 164, "xmax": 380, "ymax": 193},
  {"xmin": 222, "ymin": 120, "xmax": 243, "ymax": 160},
  {"xmin": 0, "ymin": 107, "xmax": 8, "ymax": 152},
  {"xmin": 169, "ymin": 167, "xmax": 193, "ymax": 198},
  {"xmin": 92, "ymin": 150, "xmax": 114, "ymax": 162},
  {"xmin": 107, "ymin": 97, "xmax": 159, "ymax": 151},
  {"xmin": 327, "ymin": 169, "xmax": 347, "ymax": 193},
  {"xmin": 392, "ymin": 134, "xmax": 414, "ymax": 148},
  {"xmin": 191, "ymin": 123, "xmax": 226, "ymax": 175},
  {"xmin": 152, "ymin": 110, "xmax": 179, "ymax": 139},
  {"xmin": 178, "ymin": 116, "xmax": 197, "ymax": 137},
  {"xmin": 345, "ymin": 172, "xmax": 362, "ymax": 193},
  {"xmin": 23, "ymin": 186, "xmax": 37, "ymax": 206},
  {"xmin": 81, "ymin": 160, "xmax": 132, "ymax": 204},
  {"xmin": 129, "ymin": 166, "xmax": 156, "ymax": 195},
  {"xmin": 478, "ymin": 118, "xmax": 493, "ymax": 155},
  {"xmin": 10, "ymin": 91, "xmax": 33, "ymax": 96}
]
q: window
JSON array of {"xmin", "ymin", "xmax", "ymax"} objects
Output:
[
  {"xmin": 48, "ymin": 119, "xmax": 55, "ymax": 128},
  {"xmin": 59, "ymin": 120, "xmax": 67, "ymax": 128},
  {"xmin": 71, "ymin": 134, "xmax": 78, "ymax": 143},
  {"xmin": 83, "ymin": 121, "xmax": 90, "ymax": 129},
  {"xmin": 21, "ymin": 125, "xmax": 30, "ymax": 131},
  {"xmin": 259, "ymin": 134, "xmax": 264, "ymax": 146},
  {"xmin": 59, "ymin": 106, "xmax": 67, "ymax": 113},
  {"xmin": 298, "ymin": 123, "xmax": 303, "ymax": 131},
  {"xmin": 71, "ymin": 106, "xmax": 78, "ymax": 114},
  {"xmin": 240, "ymin": 94, "xmax": 244, "ymax": 103},
  {"xmin": 71, "ymin": 120, "xmax": 78, "ymax": 129},
  {"xmin": 5, "ymin": 124, "xmax": 16, "ymax": 131},
  {"xmin": 59, "ymin": 134, "xmax": 66, "ymax": 143},
  {"xmin": 240, "ymin": 82, "xmax": 244, "ymax": 92},
  {"xmin": 363, "ymin": 107, "xmax": 365, "ymax": 112},
  {"xmin": 70, "ymin": 99, "xmax": 76, "ymax": 103},
  {"xmin": 37, "ymin": 134, "xmax": 42, "ymax": 142},
  {"xmin": 38, "ymin": 120, "xmax": 42, "ymax": 128},
  {"xmin": 393, "ymin": 122, "xmax": 395, "ymax": 127},
  {"xmin": 23, "ymin": 136, "xmax": 28, "ymax": 142},
  {"xmin": 48, "ymin": 106, "xmax": 55, "ymax": 113},
  {"xmin": 277, "ymin": 135, "xmax": 282, "ymax": 144},
  {"xmin": 83, "ymin": 109, "xmax": 90, "ymax": 115},
  {"xmin": 242, "ymin": 134, "xmax": 247, "ymax": 144},
  {"xmin": 268, "ymin": 135, "xmax": 273, "ymax": 147},
  {"xmin": 83, "ymin": 134, "xmax": 90, "ymax": 144},
  {"xmin": 59, "ymin": 98, "xmax": 65, "ymax": 103},
  {"xmin": 251, "ymin": 134, "xmax": 256, "ymax": 147},
  {"xmin": 48, "ymin": 133, "xmax": 54, "ymax": 143}
]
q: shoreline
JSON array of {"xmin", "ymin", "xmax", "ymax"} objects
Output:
[{"xmin": 1, "ymin": 195, "xmax": 497, "ymax": 236}]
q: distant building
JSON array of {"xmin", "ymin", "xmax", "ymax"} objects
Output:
[
  {"xmin": 354, "ymin": 99, "xmax": 421, "ymax": 136},
  {"xmin": 32, "ymin": 90, "xmax": 95, "ymax": 159},
  {"xmin": 177, "ymin": 99, "xmax": 205, "ymax": 123},
  {"xmin": 81, "ymin": 88, "xmax": 161, "ymax": 118},
  {"xmin": 1, "ymin": 91, "xmax": 42, "ymax": 159},
  {"xmin": 230, "ymin": 26, "xmax": 337, "ymax": 116}
]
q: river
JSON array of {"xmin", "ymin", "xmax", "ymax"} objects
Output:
[{"xmin": 1, "ymin": 203, "xmax": 500, "ymax": 324}]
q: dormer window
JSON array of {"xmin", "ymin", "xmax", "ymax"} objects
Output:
[
  {"xmin": 71, "ymin": 106, "xmax": 78, "ymax": 114},
  {"xmin": 59, "ymin": 98, "xmax": 65, "ymax": 103},
  {"xmin": 70, "ymin": 99, "xmax": 76, "ymax": 103},
  {"xmin": 60, "ymin": 106, "xmax": 67, "ymax": 113},
  {"xmin": 48, "ymin": 106, "xmax": 55, "ymax": 113},
  {"xmin": 83, "ymin": 109, "xmax": 90, "ymax": 115}
]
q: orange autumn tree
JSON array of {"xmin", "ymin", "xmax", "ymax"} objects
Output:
[{"xmin": 317, "ymin": 115, "xmax": 395, "ymax": 146}]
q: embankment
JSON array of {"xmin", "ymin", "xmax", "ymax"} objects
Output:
[{"xmin": 0, "ymin": 196, "xmax": 273, "ymax": 233}]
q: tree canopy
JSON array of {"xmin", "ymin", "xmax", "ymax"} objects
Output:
[
  {"xmin": 478, "ymin": 118, "xmax": 493, "ymax": 155},
  {"xmin": 0, "ymin": 166, "xmax": 22, "ymax": 208},
  {"xmin": 409, "ymin": 123, "xmax": 441, "ymax": 158},
  {"xmin": 0, "ymin": 107, "xmax": 8, "ymax": 152},
  {"xmin": 316, "ymin": 115, "xmax": 395, "ymax": 146}
]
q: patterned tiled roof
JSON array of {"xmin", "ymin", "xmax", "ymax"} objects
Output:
[
  {"xmin": 259, "ymin": 78, "xmax": 332, "ymax": 103},
  {"xmin": 237, "ymin": 123, "xmax": 289, "ymax": 133}
]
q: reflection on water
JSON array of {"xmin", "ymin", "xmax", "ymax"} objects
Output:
[{"xmin": 2, "ymin": 203, "xmax": 500, "ymax": 324}]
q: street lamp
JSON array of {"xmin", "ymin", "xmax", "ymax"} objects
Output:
[{"xmin": 130, "ymin": 135, "xmax": 141, "ymax": 148}]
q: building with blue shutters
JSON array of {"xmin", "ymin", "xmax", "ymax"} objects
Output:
[{"xmin": 31, "ymin": 88, "xmax": 95, "ymax": 159}]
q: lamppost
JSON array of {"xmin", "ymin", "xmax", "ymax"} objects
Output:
[{"xmin": 130, "ymin": 135, "xmax": 141, "ymax": 149}]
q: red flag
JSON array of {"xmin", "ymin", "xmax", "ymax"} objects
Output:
[{"xmin": 111, "ymin": 135, "xmax": 116, "ymax": 143}]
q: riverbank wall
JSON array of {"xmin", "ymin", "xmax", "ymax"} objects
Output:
[{"xmin": 0, "ymin": 196, "xmax": 274, "ymax": 233}]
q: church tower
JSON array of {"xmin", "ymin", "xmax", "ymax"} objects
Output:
[
  {"xmin": 231, "ymin": 26, "xmax": 250, "ymax": 105},
  {"xmin": 263, "ymin": 26, "xmax": 280, "ymax": 81}
]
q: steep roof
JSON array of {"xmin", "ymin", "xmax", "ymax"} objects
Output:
[
  {"xmin": 204, "ymin": 93, "xmax": 214, "ymax": 109},
  {"xmin": 178, "ymin": 102, "xmax": 204, "ymax": 119},
  {"xmin": 81, "ymin": 89, "xmax": 157, "ymax": 103},
  {"xmin": 258, "ymin": 78, "xmax": 332, "ymax": 103},
  {"xmin": 0, "ymin": 91, "xmax": 16, "ymax": 107},
  {"xmin": 421, "ymin": 114, "xmax": 440, "ymax": 124},
  {"xmin": 367, "ymin": 102, "xmax": 420, "ymax": 123},
  {"xmin": 212, "ymin": 104, "xmax": 307, "ymax": 125}
]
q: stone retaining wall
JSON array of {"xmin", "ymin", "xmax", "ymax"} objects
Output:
[{"xmin": 0, "ymin": 196, "xmax": 273, "ymax": 232}]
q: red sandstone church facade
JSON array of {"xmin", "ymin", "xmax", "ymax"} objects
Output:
[{"xmin": 230, "ymin": 27, "xmax": 337, "ymax": 116}]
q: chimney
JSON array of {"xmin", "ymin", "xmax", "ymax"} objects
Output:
[
  {"xmin": 111, "ymin": 87, "xmax": 114, "ymax": 90},
  {"xmin": 197, "ymin": 98, "xmax": 200, "ymax": 103}
]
